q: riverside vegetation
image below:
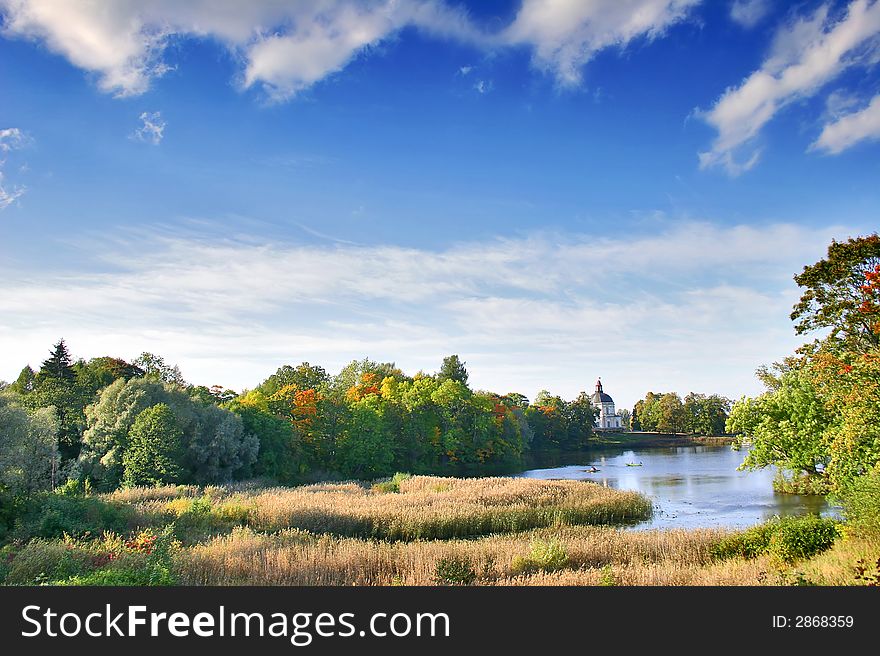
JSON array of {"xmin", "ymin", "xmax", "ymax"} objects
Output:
[{"xmin": 1, "ymin": 472, "xmax": 877, "ymax": 586}]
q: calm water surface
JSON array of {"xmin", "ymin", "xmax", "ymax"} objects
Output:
[{"xmin": 520, "ymin": 445, "xmax": 837, "ymax": 530}]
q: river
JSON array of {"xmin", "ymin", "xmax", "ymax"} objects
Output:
[{"xmin": 520, "ymin": 444, "xmax": 837, "ymax": 530}]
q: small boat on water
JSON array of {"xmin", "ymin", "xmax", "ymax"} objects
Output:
[
  {"xmin": 626, "ymin": 462, "xmax": 643, "ymax": 467},
  {"xmin": 583, "ymin": 466, "xmax": 600, "ymax": 473}
]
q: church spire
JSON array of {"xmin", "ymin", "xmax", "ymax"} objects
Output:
[{"xmin": 595, "ymin": 378, "xmax": 603, "ymax": 394}]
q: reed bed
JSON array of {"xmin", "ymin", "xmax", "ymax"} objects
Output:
[
  {"xmin": 111, "ymin": 476, "xmax": 652, "ymax": 541},
  {"xmin": 178, "ymin": 525, "xmax": 726, "ymax": 586},
  {"xmin": 243, "ymin": 476, "xmax": 652, "ymax": 540}
]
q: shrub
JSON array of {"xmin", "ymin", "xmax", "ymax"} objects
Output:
[
  {"xmin": 511, "ymin": 539, "xmax": 569, "ymax": 575},
  {"xmin": 372, "ymin": 472, "xmax": 412, "ymax": 493},
  {"xmin": 711, "ymin": 523, "xmax": 775, "ymax": 560},
  {"xmin": 2, "ymin": 539, "xmax": 91, "ymax": 585},
  {"xmin": 712, "ymin": 515, "xmax": 839, "ymax": 563},
  {"xmin": 434, "ymin": 556, "xmax": 476, "ymax": 585},
  {"xmin": 768, "ymin": 515, "xmax": 840, "ymax": 564},
  {"xmin": 599, "ymin": 564, "xmax": 617, "ymax": 586},
  {"xmin": 14, "ymin": 493, "xmax": 133, "ymax": 542}
]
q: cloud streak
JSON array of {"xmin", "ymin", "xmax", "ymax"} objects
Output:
[
  {"xmin": 811, "ymin": 92, "xmax": 880, "ymax": 153},
  {"xmin": 0, "ymin": 127, "xmax": 27, "ymax": 210},
  {"xmin": 698, "ymin": 0, "xmax": 880, "ymax": 174},
  {"xmin": 0, "ymin": 220, "xmax": 856, "ymax": 407}
]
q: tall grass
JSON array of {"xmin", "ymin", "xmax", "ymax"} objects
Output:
[
  {"xmin": 178, "ymin": 525, "xmax": 724, "ymax": 586},
  {"xmin": 244, "ymin": 476, "xmax": 652, "ymax": 540},
  {"xmin": 109, "ymin": 476, "xmax": 652, "ymax": 541}
]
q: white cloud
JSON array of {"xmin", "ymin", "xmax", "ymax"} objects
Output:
[
  {"xmin": 0, "ymin": 220, "xmax": 855, "ymax": 407},
  {"xmin": 131, "ymin": 111, "xmax": 166, "ymax": 145},
  {"xmin": 501, "ymin": 0, "xmax": 700, "ymax": 87},
  {"xmin": 0, "ymin": 0, "xmax": 703, "ymax": 101},
  {"xmin": 730, "ymin": 0, "xmax": 770, "ymax": 29},
  {"xmin": 0, "ymin": 0, "xmax": 481, "ymax": 101},
  {"xmin": 0, "ymin": 127, "xmax": 27, "ymax": 209},
  {"xmin": 698, "ymin": 0, "xmax": 880, "ymax": 174},
  {"xmin": 811, "ymin": 92, "xmax": 880, "ymax": 153}
]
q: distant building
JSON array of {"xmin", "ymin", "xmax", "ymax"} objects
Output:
[{"xmin": 591, "ymin": 378, "xmax": 622, "ymax": 429}]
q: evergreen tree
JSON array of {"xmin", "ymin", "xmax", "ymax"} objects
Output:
[
  {"xmin": 438, "ymin": 354, "xmax": 469, "ymax": 386},
  {"xmin": 33, "ymin": 339, "xmax": 87, "ymax": 461},
  {"xmin": 9, "ymin": 366, "xmax": 36, "ymax": 395},
  {"xmin": 40, "ymin": 339, "xmax": 76, "ymax": 381}
]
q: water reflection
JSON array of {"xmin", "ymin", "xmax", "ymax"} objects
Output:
[{"xmin": 519, "ymin": 445, "xmax": 838, "ymax": 530}]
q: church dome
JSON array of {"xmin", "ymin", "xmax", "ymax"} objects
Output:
[{"xmin": 591, "ymin": 379, "xmax": 614, "ymax": 404}]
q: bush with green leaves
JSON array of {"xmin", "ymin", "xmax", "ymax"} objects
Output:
[
  {"xmin": 434, "ymin": 556, "xmax": 476, "ymax": 585},
  {"xmin": 13, "ymin": 492, "xmax": 134, "ymax": 542},
  {"xmin": 510, "ymin": 539, "xmax": 569, "ymax": 575},
  {"xmin": 372, "ymin": 472, "xmax": 412, "ymax": 493},
  {"xmin": 712, "ymin": 515, "xmax": 839, "ymax": 563},
  {"xmin": 2, "ymin": 527, "xmax": 180, "ymax": 586},
  {"xmin": 767, "ymin": 515, "xmax": 840, "ymax": 564}
]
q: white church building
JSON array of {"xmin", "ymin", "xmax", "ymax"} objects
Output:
[{"xmin": 591, "ymin": 378, "xmax": 623, "ymax": 430}]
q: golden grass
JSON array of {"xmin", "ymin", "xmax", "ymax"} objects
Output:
[
  {"xmin": 93, "ymin": 476, "xmax": 878, "ymax": 587},
  {"xmin": 109, "ymin": 476, "xmax": 652, "ymax": 542},
  {"xmin": 177, "ymin": 525, "xmax": 727, "ymax": 586},
  {"xmin": 244, "ymin": 476, "xmax": 652, "ymax": 539},
  {"xmin": 795, "ymin": 536, "xmax": 880, "ymax": 585}
]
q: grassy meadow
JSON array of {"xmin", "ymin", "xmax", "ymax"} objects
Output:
[{"xmin": 1, "ymin": 474, "xmax": 877, "ymax": 586}]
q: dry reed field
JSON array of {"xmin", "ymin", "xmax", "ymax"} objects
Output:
[
  {"xmin": 88, "ymin": 476, "xmax": 878, "ymax": 586},
  {"xmin": 109, "ymin": 475, "xmax": 653, "ymax": 541},
  {"xmin": 178, "ymin": 525, "xmax": 729, "ymax": 586}
]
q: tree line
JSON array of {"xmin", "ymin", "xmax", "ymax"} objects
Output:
[
  {"xmin": 1, "ymin": 351, "xmax": 611, "ymax": 496},
  {"xmin": 630, "ymin": 392, "xmax": 731, "ymax": 435}
]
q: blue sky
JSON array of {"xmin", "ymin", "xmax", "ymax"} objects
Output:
[{"xmin": 1, "ymin": 0, "xmax": 879, "ymax": 410}]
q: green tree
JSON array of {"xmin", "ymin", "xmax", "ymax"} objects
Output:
[
  {"xmin": 791, "ymin": 233, "xmax": 880, "ymax": 354},
  {"xmin": 122, "ymin": 403, "xmax": 183, "ymax": 487},
  {"xmin": 335, "ymin": 395, "xmax": 394, "ymax": 479},
  {"xmin": 40, "ymin": 339, "xmax": 76, "ymax": 381},
  {"xmin": 133, "ymin": 352, "xmax": 186, "ymax": 386},
  {"xmin": 9, "ymin": 365, "xmax": 36, "ymax": 395},
  {"xmin": 684, "ymin": 393, "xmax": 731, "ymax": 435},
  {"xmin": 31, "ymin": 340, "xmax": 89, "ymax": 461},
  {"xmin": 257, "ymin": 362, "xmax": 329, "ymax": 396},
  {"xmin": 726, "ymin": 365, "xmax": 831, "ymax": 485},
  {"xmin": 79, "ymin": 377, "xmax": 258, "ymax": 489},
  {"xmin": 0, "ymin": 393, "xmax": 60, "ymax": 497},
  {"xmin": 438, "ymin": 354, "xmax": 469, "ymax": 386}
]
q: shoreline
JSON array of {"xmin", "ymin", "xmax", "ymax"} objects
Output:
[{"xmin": 591, "ymin": 432, "xmax": 738, "ymax": 448}]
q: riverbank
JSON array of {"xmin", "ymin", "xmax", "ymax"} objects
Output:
[{"xmin": 592, "ymin": 432, "xmax": 737, "ymax": 448}]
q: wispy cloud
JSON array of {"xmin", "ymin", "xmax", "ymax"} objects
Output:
[
  {"xmin": 698, "ymin": 0, "xmax": 880, "ymax": 174},
  {"xmin": 0, "ymin": 220, "xmax": 856, "ymax": 405},
  {"xmin": 131, "ymin": 111, "xmax": 166, "ymax": 145},
  {"xmin": 501, "ymin": 0, "xmax": 700, "ymax": 87},
  {"xmin": 811, "ymin": 92, "xmax": 880, "ymax": 154},
  {"xmin": 0, "ymin": 127, "xmax": 28, "ymax": 210}
]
